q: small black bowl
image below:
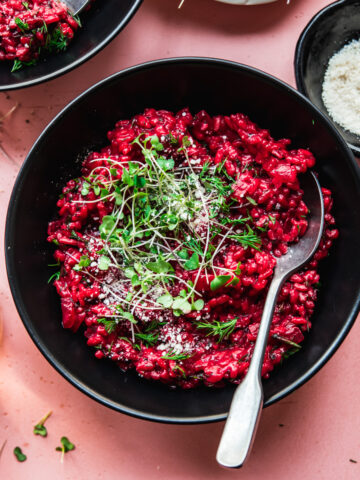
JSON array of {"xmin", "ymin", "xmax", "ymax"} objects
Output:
[
  {"xmin": 5, "ymin": 58, "xmax": 360, "ymax": 423},
  {"xmin": 0, "ymin": 0, "xmax": 142, "ymax": 91},
  {"xmin": 294, "ymin": 0, "xmax": 360, "ymax": 156}
]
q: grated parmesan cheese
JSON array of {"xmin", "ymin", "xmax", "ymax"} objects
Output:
[{"xmin": 322, "ymin": 39, "xmax": 360, "ymax": 136}]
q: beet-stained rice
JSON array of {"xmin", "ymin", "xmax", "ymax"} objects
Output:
[
  {"xmin": 0, "ymin": 0, "xmax": 81, "ymax": 70},
  {"xmin": 47, "ymin": 108, "xmax": 338, "ymax": 388}
]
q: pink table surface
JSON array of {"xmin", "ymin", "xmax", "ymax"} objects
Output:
[{"xmin": 1, "ymin": 0, "xmax": 360, "ymax": 478}]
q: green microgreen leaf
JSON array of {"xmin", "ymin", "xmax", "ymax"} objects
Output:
[
  {"xmin": 150, "ymin": 135, "xmax": 164, "ymax": 151},
  {"xmin": 157, "ymin": 156, "xmax": 174, "ymax": 171},
  {"xmin": 122, "ymin": 311, "xmax": 137, "ymax": 324},
  {"xmin": 193, "ymin": 299, "xmax": 204, "ymax": 311},
  {"xmin": 181, "ymin": 136, "xmax": 191, "ymax": 147},
  {"xmin": 157, "ymin": 293, "xmax": 173, "ymax": 308},
  {"xmin": 183, "ymin": 252, "xmax": 199, "ymax": 271},
  {"xmin": 33, "ymin": 425, "xmax": 47, "ymax": 436},
  {"xmin": 146, "ymin": 260, "xmax": 174, "ymax": 274},
  {"xmin": 127, "ymin": 161, "xmax": 138, "ymax": 175},
  {"xmin": 73, "ymin": 255, "xmax": 91, "ymax": 271},
  {"xmin": 234, "ymin": 262, "xmax": 242, "ymax": 275},
  {"xmin": 98, "ymin": 255, "xmax": 111, "ymax": 271},
  {"xmin": 100, "ymin": 188, "xmax": 109, "ymax": 198},
  {"xmin": 13, "ymin": 447, "xmax": 27, "ymax": 462},
  {"xmin": 121, "ymin": 168, "xmax": 134, "ymax": 186},
  {"xmin": 81, "ymin": 181, "xmax": 90, "ymax": 196},
  {"xmin": 178, "ymin": 249, "xmax": 189, "ymax": 260},
  {"xmin": 33, "ymin": 411, "xmax": 52, "ymax": 437},
  {"xmin": 99, "ymin": 215, "xmax": 116, "ymax": 236},
  {"xmin": 131, "ymin": 274, "xmax": 141, "ymax": 287},
  {"xmin": 14, "ymin": 17, "xmax": 29, "ymax": 31},
  {"xmin": 124, "ymin": 268, "xmax": 136, "ymax": 279},
  {"xmin": 172, "ymin": 297, "xmax": 192, "ymax": 315},
  {"xmin": 56, "ymin": 436, "xmax": 75, "ymax": 462},
  {"xmin": 210, "ymin": 275, "xmax": 232, "ymax": 291}
]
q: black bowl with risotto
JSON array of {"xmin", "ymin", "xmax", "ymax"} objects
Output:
[{"xmin": 5, "ymin": 58, "xmax": 360, "ymax": 423}]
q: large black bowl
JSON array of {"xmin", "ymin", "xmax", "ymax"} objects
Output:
[
  {"xmin": 294, "ymin": 0, "xmax": 360, "ymax": 156},
  {"xmin": 5, "ymin": 58, "xmax": 360, "ymax": 423},
  {"xmin": 0, "ymin": 0, "xmax": 142, "ymax": 91}
]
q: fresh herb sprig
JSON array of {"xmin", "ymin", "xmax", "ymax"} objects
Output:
[
  {"xmin": 161, "ymin": 352, "xmax": 190, "ymax": 361},
  {"xmin": 196, "ymin": 318, "xmax": 238, "ymax": 343},
  {"xmin": 11, "ymin": 58, "xmax": 36, "ymax": 72}
]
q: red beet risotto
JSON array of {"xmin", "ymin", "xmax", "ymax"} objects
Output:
[
  {"xmin": 0, "ymin": 0, "xmax": 82, "ymax": 71},
  {"xmin": 47, "ymin": 108, "xmax": 338, "ymax": 388}
]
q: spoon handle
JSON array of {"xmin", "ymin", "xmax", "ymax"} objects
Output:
[{"xmin": 216, "ymin": 275, "xmax": 284, "ymax": 468}]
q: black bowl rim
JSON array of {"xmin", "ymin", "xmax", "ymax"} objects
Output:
[
  {"xmin": 0, "ymin": 0, "xmax": 143, "ymax": 92},
  {"xmin": 294, "ymin": 0, "xmax": 360, "ymax": 156},
  {"xmin": 5, "ymin": 56, "xmax": 360, "ymax": 424}
]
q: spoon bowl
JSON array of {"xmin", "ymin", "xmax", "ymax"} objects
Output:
[
  {"xmin": 217, "ymin": 171, "xmax": 324, "ymax": 468},
  {"xmin": 64, "ymin": 0, "xmax": 89, "ymax": 15}
]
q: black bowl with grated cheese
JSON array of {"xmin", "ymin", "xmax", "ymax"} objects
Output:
[{"xmin": 295, "ymin": 0, "xmax": 360, "ymax": 156}]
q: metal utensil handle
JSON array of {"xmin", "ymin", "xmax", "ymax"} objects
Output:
[{"xmin": 216, "ymin": 275, "xmax": 284, "ymax": 468}]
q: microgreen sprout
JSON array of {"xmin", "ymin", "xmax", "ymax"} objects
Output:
[
  {"xmin": 13, "ymin": 446, "xmax": 27, "ymax": 462},
  {"xmin": 33, "ymin": 410, "xmax": 52, "ymax": 437},
  {"xmin": 56, "ymin": 436, "xmax": 75, "ymax": 463}
]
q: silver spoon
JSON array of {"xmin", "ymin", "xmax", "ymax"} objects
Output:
[
  {"xmin": 63, "ymin": 0, "xmax": 89, "ymax": 15},
  {"xmin": 216, "ymin": 171, "xmax": 324, "ymax": 469}
]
